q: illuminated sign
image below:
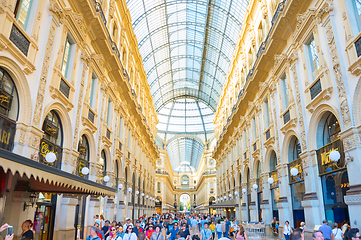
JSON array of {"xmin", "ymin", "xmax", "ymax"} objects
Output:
[{"xmin": 0, "ymin": 114, "xmax": 16, "ymax": 151}]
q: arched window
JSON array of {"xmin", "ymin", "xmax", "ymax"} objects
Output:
[
  {"xmin": 0, "ymin": 68, "xmax": 19, "ymax": 121},
  {"xmin": 40, "ymin": 110, "xmax": 63, "ymax": 168},
  {"xmin": 0, "ymin": 68, "xmax": 19, "ymax": 151},
  {"xmin": 77, "ymin": 135, "xmax": 89, "ymax": 178},
  {"xmin": 289, "ymin": 137, "xmax": 301, "ymax": 162},
  {"xmin": 270, "ymin": 151, "xmax": 277, "ymax": 171},
  {"xmin": 181, "ymin": 175, "xmax": 190, "ymax": 187},
  {"xmin": 100, "ymin": 150, "xmax": 107, "ymax": 184},
  {"xmin": 322, "ymin": 113, "xmax": 340, "ymax": 146}
]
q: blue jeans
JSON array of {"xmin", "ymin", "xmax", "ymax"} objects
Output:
[
  {"xmin": 284, "ymin": 234, "xmax": 290, "ymax": 240},
  {"xmin": 217, "ymin": 232, "xmax": 222, "ymax": 239},
  {"xmin": 224, "ymin": 232, "xmax": 228, "ymax": 238}
]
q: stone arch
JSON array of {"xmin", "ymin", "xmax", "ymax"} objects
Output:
[
  {"xmin": 0, "ymin": 56, "xmax": 32, "ymax": 125},
  {"xmin": 42, "ymin": 102, "xmax": 73, "ymax": 149},
  {"xmin": 242, "ymin": 165, "xmax": 250, "ymax": 183},
  {"xmin": 264, "ymin": 146, "xmax": 277, "ymax": 172},
  {"xmin": 100, "ymin": 146, "xmax": 111, "ymax": 171},
  {"xmin": 307, "ymin": 103, "xmax": 341, "ymax": 150},
  {"xmin": 353, "ymin": 76, "xmax": 361, "ymax": 126},
  {"xmin": 253, "ymin": 159, "xmax": 262, "ymax": 179},
  {"xmin": 281, "ymin": 129, "xmax": 301, "ymax": 164},
  {"xmin": 79, "ymin": 128, "xmax": 96, "ymax": 163}
]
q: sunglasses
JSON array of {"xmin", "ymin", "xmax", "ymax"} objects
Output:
[{"xmin": 111, "ymin": 229, "xmax": 117, "ymax": 231}]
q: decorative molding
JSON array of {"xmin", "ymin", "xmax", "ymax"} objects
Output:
[{"xmin": 33, "ymin": 21, "xmax": 57, "ymax": 126}]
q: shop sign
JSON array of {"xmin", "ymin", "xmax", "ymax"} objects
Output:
[
  {"xmin": 316, "ymin": 139, "xmax": 345, "ymax": 175},
  {"xmin": 77, "ymin": 158, "xmax": 89, "ymax": 178},
  {"xmin": 288, "ymin": 158, "xmax": 303, "ymax": 184},
  {"xmin": 39, "ymin": 138, "xmax": 62, "ymax": 169},
  {"xmin": 269, "ymin": 170, "xmax": 279, "ymax": 189},
  {"xmin": 0, "ymin": 88, "xmax": 13, "ymax": 111},
  {"xmin": 43, "ymin": 119, "xmax": 59, "ymax": 139},
  {"xmin": 0, "ymin": 114, "xmax": 16, "ymax": 151}
]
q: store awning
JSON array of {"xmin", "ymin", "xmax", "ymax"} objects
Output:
[
  {"xmin": 0, "ymin": 148, "xmax": 116, "ymax": 197},
  {"xmin": 210, "ymin": 199, "xmax": 238, "ymax": 208}
]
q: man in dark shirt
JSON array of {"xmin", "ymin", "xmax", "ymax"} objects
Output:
[
  {"xmin": 168, "ymin": 222, "xmax": 179, "ymax": 240},
  {"xmin": 102, "ymin": 220, "xmax": 110, "ymax": 239},
  {"xmin": 134, "ymin": 220, "xmax": 144, "ymax": 237}
]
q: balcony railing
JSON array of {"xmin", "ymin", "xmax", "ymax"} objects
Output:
[
  {"xmin": 310, "ymin": 79, "xmax": 322, "ymax": 100},
  {"xmin": 355, "ymin": 35, "xmax": 361, "ymax": 58},
  {"xmin": 9, "ymin": 24, "xmax": 30, "ymax": 56},
  {"xmin": 265, "ymin": 129, "xmax": 271, "ymax": 140},
  {"xmin": 106, "ymin": 128, "xmax": 111, "ymax": 139},
  {"xmin": 283, "ymin": 110, "xmax": 290, "ymax": 124},
  {"xmin": 88, "ymin": 109, "xmax": 95, "ymax": 123},
  {"xmin": 59, "ymin": 78, "xmax": 70, "ymax": 98}
]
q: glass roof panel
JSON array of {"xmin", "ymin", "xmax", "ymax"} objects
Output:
[{"xmin": 126, "ymin": 0, "xmax": 250, "ymax": 171}]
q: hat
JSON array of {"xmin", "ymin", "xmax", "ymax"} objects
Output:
[
  {"xmin": 125, "ymin": 217, "xmax": 131, "ymax": 221},
  {"xmin": 136, "ymin": 220, "xmax": 141, "ymax": 223},
  {"xmin": 91, "ymin": 226, "xmax": 98, "ymax": 232},
  {"xmin": 148, "ymin": 225, "xmax": 154, "ymax": 228}
]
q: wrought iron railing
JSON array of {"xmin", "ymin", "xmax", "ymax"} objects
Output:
[
  {"xmin": 283, "ymin": 110, "xmax": 290, "ymax": 124},
  {"xmin": 118, "ymin": 141, "xmax": 122, "ymax": 151},
  {"xmin": 9, "ymin": 24, "xmax": 30, "ymax": 56},
  {"xmin": 265, "ymin": 129, "xmax": 271, "ymax": 140},
  {"xmin": 253, "ymin": 142, "xmax": 257, "ymax": 152},
  {"xmin": 88, "ymin": 109, "xmax": 95, "ymax": 123},
  {"xmin": 106, "ymin": 128, "xmax": 111, "ymax": 139},
  {"xmin": 310, "ymin": 79, "xmax": 322, "ymax": 100},
  {"xmin": 59, "ymin": 78, "xmax": 70, "ymax": 98},
  {"xmin": 219, "ymin": 0, "xmax": 287, "ymax": 141},
  {"xmin": 355, "ymin": 35, "xmax": 361, "ymax": 58}
]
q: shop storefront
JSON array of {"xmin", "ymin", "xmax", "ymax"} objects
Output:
[
  {"xmin": 288, "ymin": 137, "xmax": 305, "ymax": 228},
  {"xmin": 269, "ymin": 151, "xmax": 279, "ymax": 219},
  {"xmin": 316, "ymin": 112, "xmax": 349, "ymax": 225}
]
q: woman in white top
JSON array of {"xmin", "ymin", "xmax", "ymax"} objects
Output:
[
  {"xmin": 123, "ymin": 225, "xmax": 138, "ymax": 240},
  {"xmin": 283, "ymin": 221, "xmax": 292, "ymax": 240},
  {"xmin": 332, "ymin": 223, "xmax": 343, "ymax": 240}
]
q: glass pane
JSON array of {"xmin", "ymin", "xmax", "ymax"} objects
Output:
[
  {"xmin": 17, "ymin": 0, "xmax": 32, "ymax": 28},
  {"xmin": 61, "ymin": 38, "xmax": 71, "ymax": 77}
]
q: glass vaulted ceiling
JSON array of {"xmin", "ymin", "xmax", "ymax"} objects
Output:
[{"xmin": 126, "ymin": 0, "xmax": 250, "ymax": 172}]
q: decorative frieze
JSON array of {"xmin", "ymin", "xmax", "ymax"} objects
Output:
[{"xmin": 33, "ymin": 21, "xmax": 57, "ymax": 127}]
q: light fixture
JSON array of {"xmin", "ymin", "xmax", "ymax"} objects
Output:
[
  {"xmin": 234, "ymin": 191, "xmax": 239, "ymax": 196},
  {"xmin": 135, "ymin": 191, "xmax": 139, "ymax": 195},
  {"xmin": 223, "ymin": 196, "xmax": 227, "ymax": 200},
  {"xmin": 128, "ymin": 188, "xmax": 132, "ymax": 192},
  {"xmin": 290, "ymin": 168, "xmax": 299, "ymax": 176},
  {"xmin": 45, "ymin": 152, "xmax": 56, "ymax": 163},
  {"xmin": 253, "ymin": 184, "xmax": 258, "ymax": 190},
  {"xmin": 23, "ymin": 192, "xmax": 37, "ymax": 211},
  {"xmin": 268, "ymin": 177, "xmax": 274, "ymax": 184},
  {"xmin": 103, "ymin": 176, "xmax": 110, "ymax": 182},
  {"xmin": 141, "ymin": 193, "xmax": 144, "ymax": 197},
  {"xmin": 118, "ymin": 184, "xmax": 123, "ymax": 189},
  {"xmin": 329, "ymin": 150, "xmax": 341, "ymax": 162},
  {"xmin": 146, "ymin": 195, "xmax": 149, "ymax": 199},
  {"xmin": 229, "ymin": 194, "xmax": 232, "ymax": 198},
  {"xmin": 242, "ymin": 188, "xmax": 247, "ymax": 193},
  {"xmin": 81, "ymin": 167, "xmax": 89, "ymax": 175}
]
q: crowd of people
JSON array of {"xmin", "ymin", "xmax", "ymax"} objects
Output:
[{"xmin": 1, "ymin": 213, "xmax": 360, "ymax": 240}]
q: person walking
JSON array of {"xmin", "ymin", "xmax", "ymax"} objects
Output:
[
  {"xmin": 200, "ymin": 222, "xmax": 212, "ymax": 240},
  {"xmin": 234, "ymin": 225, "xmax": 247, "ymax": 240},
  {"xmin": 283, "ymin": 221, "xmax": 292, "ymax": 240},
  {"xmin": 216, "ymin": 220, "xmax": 222, "ymax": 239},
  {"xmin": 87, "ymin": 226, "xmax": 102, "ymax": 240},
  {"xmin": 224, "ymin": 218, "xmax": 231, "ymax": 238},
  {"xmin": 209, "ymin": 221, "xmax": 215, "ymax": 240},
  {"xmin": 332, "ymin": 223, "xmax": 343, "ymax": 240},
  {"xmin": 319, "ymin": 220, "xmax": 334, "ymax": 240}
]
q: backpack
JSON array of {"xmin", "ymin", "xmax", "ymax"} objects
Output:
[{"xmin": 192, "ymin": 235, "xmax": 200, "ymax": 240}]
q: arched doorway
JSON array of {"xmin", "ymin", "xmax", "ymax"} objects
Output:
[
  {"xmin": 269, "ymin": 150, "xmax": 279, "ymax": 219},
  {"xmin": 209, "ymin": 196, "xmax": 216, "ymax": 214},
  {"xmin": 288, "ymin": 136, "xmax": 305, "ymax": 228},
  {"xmin": 315, "ymin": 112, "xmax": 349, "ymax": 225},
  {"xmin": 40, "ymin": 110, "xmax": 63, "ymax": 169},
  {"xmin": 155, "ymin": 196, "xmax": 162, "ymax": 214},
  {"xmin": 246, "ymin": 167, "xmax": 251, "ymax": 222},
  {"xmin": 77, "ymin": 135, "xmax": 90, "ymax": 179},
  {"xmin": 180, "ymin": 194, "xmax": 190, "ymax": 212},
  {"xmin": 255, "ymin": 161, "xmax": 262, "ymax": 222}
]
